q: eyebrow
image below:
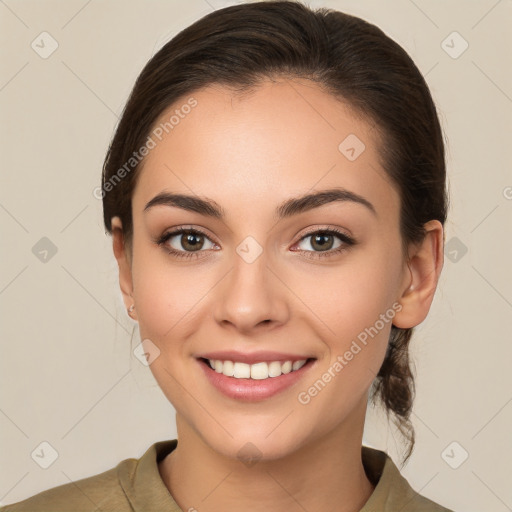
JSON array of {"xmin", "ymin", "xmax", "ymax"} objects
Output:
[{"xmin": 143, "ymin": 188, "xmax": 376, "ymax": 219}]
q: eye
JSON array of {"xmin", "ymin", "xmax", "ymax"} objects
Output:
[
  {"xmin": 293, "ymin": 227, "xmax": 356, "ymax": 259},
  {"xmin": 155, "ymin": 225, "xmax": 356, "ymax": 261},
  {"xmin": 156, "ymin": 227, "xmax": 217, "ymax": 259}
]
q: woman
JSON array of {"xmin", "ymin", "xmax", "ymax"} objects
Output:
[{"xmin": 1, "ymin": 1, "xmax": 453, "ymax": 510}]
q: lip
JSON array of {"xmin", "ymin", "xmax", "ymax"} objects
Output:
[{"xmin": 197, "ymin": 356, "xmax": 316, "ymax": 402}]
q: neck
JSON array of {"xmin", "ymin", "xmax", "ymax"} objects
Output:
[{"xmin": 159, "ymin": 402, "xmax": 374, "ymax": 512}]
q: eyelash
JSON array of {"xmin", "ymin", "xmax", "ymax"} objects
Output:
[{"xmin": 155, "ymin": 226, "xmax": 356, "ymax": 261}]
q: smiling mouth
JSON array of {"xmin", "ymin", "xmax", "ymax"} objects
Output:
[{"xmin": 199, "ymin": 357, "xmax": 316, "ymax": 380}]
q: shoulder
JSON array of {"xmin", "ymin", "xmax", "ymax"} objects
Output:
[
  {"xmin": 0, "ymin": 440, "xmax": 179, "ymax": 512},
  {"xmin": 0, "ymin": 456, "xmax": 139, "ymax": 512},
  {"xmin": 393, "ymin": 486, "xmax": 454, "ymax": 512},
  {"xmin": 361, "ymin": 446, "xmax": 454, "ymax": 512}
]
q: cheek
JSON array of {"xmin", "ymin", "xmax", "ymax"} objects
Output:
[
  {"xmin": 290, "ymin": 283, "xmax": 398, "ymax": 442},
  {"xmin": 129, "ymin": 236, "xmax": 216, "ymax": 344},
  {"xmin": 131, "ymin": 267, "xmax": 175, "ymax": 342},
  {"xmin": 290, "ymin": 244, "xmax": 403, "ymax": 403},
  {"xmin": 326, "ymin": 273, "xmax": 399, "ymax": 360},
  {"xmin": 129, "ymin": 250, "xmax": 210, "ymax": 410},
  {"xmin": 294, "ymin": 246, "xmax": 402, "ymax": 347}
]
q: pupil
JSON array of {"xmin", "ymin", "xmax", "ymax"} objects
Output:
[
  {"xmin": 183, "ymin": 232, "xmax": 202, "ymax": 250},
  {"xmin": 313, "ymin": 234, "xmax": 333, "ymax": 251}
]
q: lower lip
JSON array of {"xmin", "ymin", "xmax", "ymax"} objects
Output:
[{"xmin": 198, "ymin": 358, "xmax": 315, "ymax": 402}]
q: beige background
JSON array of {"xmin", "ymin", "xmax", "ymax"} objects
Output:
[{"xmin": 1, "ymin": 1, "xmax": 511, "ymax": 510}]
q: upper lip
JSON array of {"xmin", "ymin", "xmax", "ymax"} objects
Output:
[{"xmin": 197, "ymin": 351, "xmax": 314, "ymax": 365}]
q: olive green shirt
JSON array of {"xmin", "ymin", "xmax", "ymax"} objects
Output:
[{"xmin": 1, "ymin": 440, "xmax": 453, "ymax": 511}]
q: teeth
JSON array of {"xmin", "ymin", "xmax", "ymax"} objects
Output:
[
  {"xmin": 206, "ymin": 358, "xmax": 308, "ymax": 379},
  {"xmin": 292, "ymin": 360, "xmax": 306, "ymax": 371},
  {"xmin": 233, "ymin": 362, "xmax": 251, "ymax": 378},
  {"xmin": 250, "ymin": 362, "xmax": 268, "ymax": 380},
  {"xmin": 222, "ymin": 360, "xmax": 234, "ymax": 377},
  {"xmin": 268, "ymin": 361, "xmax": 282, "ymax": 377},
  {"xmin": 281, "ymin": 361, "xmax": 292, "ymax": 374}
]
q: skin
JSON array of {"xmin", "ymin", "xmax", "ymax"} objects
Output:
[{"xmin": 111, "ymin": 78, "xmax": 444, "ymax": 512}]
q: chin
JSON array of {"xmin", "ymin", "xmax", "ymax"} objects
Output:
[{"xmin": 195, "ymin": 418, "xmax": 311, "ymax": 464}]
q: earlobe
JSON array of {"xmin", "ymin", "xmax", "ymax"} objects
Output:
[
  {"xmin": 111, "ymin": 216, "xmax": 137, "ymax": 320},
  {"xmin": 393, "ymin": 220, "xmax": 444, "ymax": 329}
]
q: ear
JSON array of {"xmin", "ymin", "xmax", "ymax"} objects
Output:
[
  {"xmin": 111, "ymin": 216, "xmax": 137, "ymax": 321},
  {"xmin": 393, "ymin": 220, "xmax": 444, "ymax": 329}
]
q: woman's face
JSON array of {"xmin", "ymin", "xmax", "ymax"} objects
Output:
[{"xmin": 125, "ymin": 79, "xmax": 412, "ymax": 460}]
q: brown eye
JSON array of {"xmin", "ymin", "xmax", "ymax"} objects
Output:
[
  {"xmin": 310, "ymin": 233, "xmax": 335, "ymax": 251},
  {"xmin": 179, "ymin": 231, "xmax": 205, "ymax": 251},
  {"xmin": 293, "ymin": 228, "xmax": 356, "ymax": 260},
  {"xmin": 297, "ymin": 231, "xmax": 345, "ymax": 252},
  {"xmin": 158, "ymin": 228, "xmax": 216, "ymax": 254}
]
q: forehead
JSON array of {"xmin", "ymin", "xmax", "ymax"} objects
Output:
[{"xmin": 132, "ymin": 78, "xmax": 398, "ymax": 221}]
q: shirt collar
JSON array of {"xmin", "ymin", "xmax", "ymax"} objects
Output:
[
  {"xmin": 118, "ymin": 439, "xmax": 180, "ymax": 511},
  {"xmin": 359, "ymin": 445, "xmax": 420, "ymax": 510}
]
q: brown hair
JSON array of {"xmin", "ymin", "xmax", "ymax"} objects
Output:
[{"xmin": 101, "ymin": 0, "xmax": 447, "ymax": 463}]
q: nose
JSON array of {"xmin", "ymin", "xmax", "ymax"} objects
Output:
[{"xmin": 213, "ymin": 249, "xmax": 290, "ymax": 335}]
